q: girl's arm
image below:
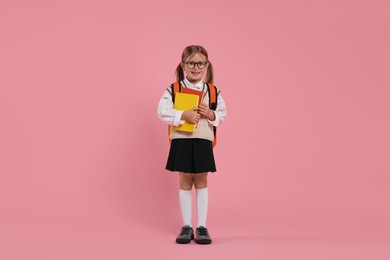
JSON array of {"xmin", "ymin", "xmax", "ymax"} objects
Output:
[
  {"xmin": 157, "ymin": 88, "xmax": 185, "ymax": 126},
  {"xmin": 207, "ymin": 92, "xmax": 227, "ymax": 126}
]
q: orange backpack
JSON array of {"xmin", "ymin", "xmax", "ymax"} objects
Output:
[{"xmin": 168, "ymin": 81, "xmax": 218, "ymax": 147}]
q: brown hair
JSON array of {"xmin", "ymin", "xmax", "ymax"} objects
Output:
[{"xmin": 175, "ymin": 45, "xmax": 214, "ymax": 83}]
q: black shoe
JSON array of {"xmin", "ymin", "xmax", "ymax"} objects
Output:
[
  {"xmin": 176, "ymin": 225, "xmax": 194, "ymax": 244},
  {"xmin": 195, "ymin": 226, "xmax": 212, "ymax": 244}
]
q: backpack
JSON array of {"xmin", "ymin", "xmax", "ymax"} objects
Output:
[{"xmin": 168, "ymin": 81, "xmax": 218, "ymax": 147}]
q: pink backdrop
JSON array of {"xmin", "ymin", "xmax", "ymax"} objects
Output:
[{"xmin": 1, "ymin": 0, "xmax": 389, "ymax": 259}]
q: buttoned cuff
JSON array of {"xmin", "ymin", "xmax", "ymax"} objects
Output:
[
  {"xmin": 207, "ymin": 111, "xmax": 219, "ymax": 126},
  {"xmin": 173, "ymin": 110, "xmax": 185, "ymax": 126}
]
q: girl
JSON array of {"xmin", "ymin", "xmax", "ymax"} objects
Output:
[{"xmin": 157, "ymin": 45, "xmax": 227, "ymax": 244}]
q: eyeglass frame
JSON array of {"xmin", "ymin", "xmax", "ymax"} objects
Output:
[{"xmin": 183, "ymin": 61, "xmax": 209, "ymax": 69}]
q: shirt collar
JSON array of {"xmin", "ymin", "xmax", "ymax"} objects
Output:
[{"xmin": 183, "ymin": 77, "xmax": 204, "ymax": 91}]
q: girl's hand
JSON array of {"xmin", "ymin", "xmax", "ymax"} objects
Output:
[
  {"xmin": 198, "ymin": 103, "xmax": 215, "ymax": 121},
  {"xmin": 181, "ymin": 108, "xmax": 200, "ymax": 124}
]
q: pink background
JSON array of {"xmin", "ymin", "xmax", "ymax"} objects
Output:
[{"xmin": 1, "ymin": 0, "xmax": 389, "ymax": 259}]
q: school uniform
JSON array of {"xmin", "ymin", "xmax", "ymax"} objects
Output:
[{"xmin": 157, "ymin": 77, "xmax": 227, "ymax": 173}]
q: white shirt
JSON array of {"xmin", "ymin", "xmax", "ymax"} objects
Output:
[{"xmin": 157, "ymin": 77, "xmax": 227, "ymax": 127}]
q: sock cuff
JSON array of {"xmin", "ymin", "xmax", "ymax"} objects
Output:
[{"xmin": 195, "ymin": 187, "xmax": 208, "ymax": 193}]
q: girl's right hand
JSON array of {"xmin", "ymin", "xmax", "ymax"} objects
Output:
[{"xmin": 181, "ymin": 108, "xmax": 200, "ymax": 124}]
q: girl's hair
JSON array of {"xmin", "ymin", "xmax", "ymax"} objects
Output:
[{"xmin": 175, "ymin": 45, "xmax": 214, "ymax": 83}]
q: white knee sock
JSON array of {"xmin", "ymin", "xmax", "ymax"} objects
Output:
[
  {"xmin": 179, "ymin": 189, "xmax": 192, "ymax": 227},
  {"xmin": 196, "ymin": 188, "xmax": 208, "ymax": 228}
]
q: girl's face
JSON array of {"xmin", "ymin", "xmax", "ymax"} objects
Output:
[{"xmin": 181, "ymin": 53, "xmax": 209, "ymax": 84}]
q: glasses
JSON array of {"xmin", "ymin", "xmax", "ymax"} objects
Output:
[{"xmin": 184, "ymin": 61, "xmax": 208, "ymax": 69}]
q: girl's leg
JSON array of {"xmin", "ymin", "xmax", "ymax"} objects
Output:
[
  {"xmin": 193, "ymin": 173, "xmax": 208, "ymax": 228},
  {"xmin": 180, "ymin": 172, "xmax": 194, "ymax": 190},
  {"xmin": 193, "ymin": 172, "xmax": 208, "ymax": 189},
  {"xmin": 179, "ymin": 172, "xmax": 194, "ymax": 227}
]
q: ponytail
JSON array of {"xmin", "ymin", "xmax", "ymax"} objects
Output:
[
  {"xmin": 205, "ymin": 61, "xmax": 214, "ymax": 84},
  {"xmin": 175, "ymin": 63, "xmax": 184, "ymax": 82}
]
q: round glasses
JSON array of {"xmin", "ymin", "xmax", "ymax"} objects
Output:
[{"xmin": 184, "ymin": 61, "xmax": 208, "ymax": 69}]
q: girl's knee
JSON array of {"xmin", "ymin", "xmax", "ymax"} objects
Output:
[
  {"xmin": 180, "ymin": 172, "xmax": 194, "ymax": 189},
  {"xmin": 193, "ymin": 173, "xmax": 208, "ymax": 189},
  {"xmin": 194, "ymin": 183, "xmax": 207, "ymax": 189}
]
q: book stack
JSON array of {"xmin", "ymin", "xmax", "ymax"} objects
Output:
[{"xmin": 172, "ymin": 88, "xmax": 203, "ymax": 133}]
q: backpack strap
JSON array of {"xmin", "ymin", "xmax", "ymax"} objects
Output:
[
  {"xmin": 207, "ymin": 83, "xmax": 217, "ymax": 110},
  {"xmin": 206, "ymin": 83, "xmax": 218, "ymax": 147},
  {"xmin": 170, "ymin": 81, "xmax": 181, "ymax": 103}
]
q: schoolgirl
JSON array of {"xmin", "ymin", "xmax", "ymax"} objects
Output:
[{"xmin": 157, "ymin": 45, "xmax": 227, "ymax": 244}]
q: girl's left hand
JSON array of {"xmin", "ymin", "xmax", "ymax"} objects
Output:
[{"xmin": 198, "ymin": 103, "xmax": 215, "ymax": 121}]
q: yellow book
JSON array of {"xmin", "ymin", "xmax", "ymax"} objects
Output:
[{"xmin": 172, "ymin": 92, "xmax": 199, "ymax": 133}]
